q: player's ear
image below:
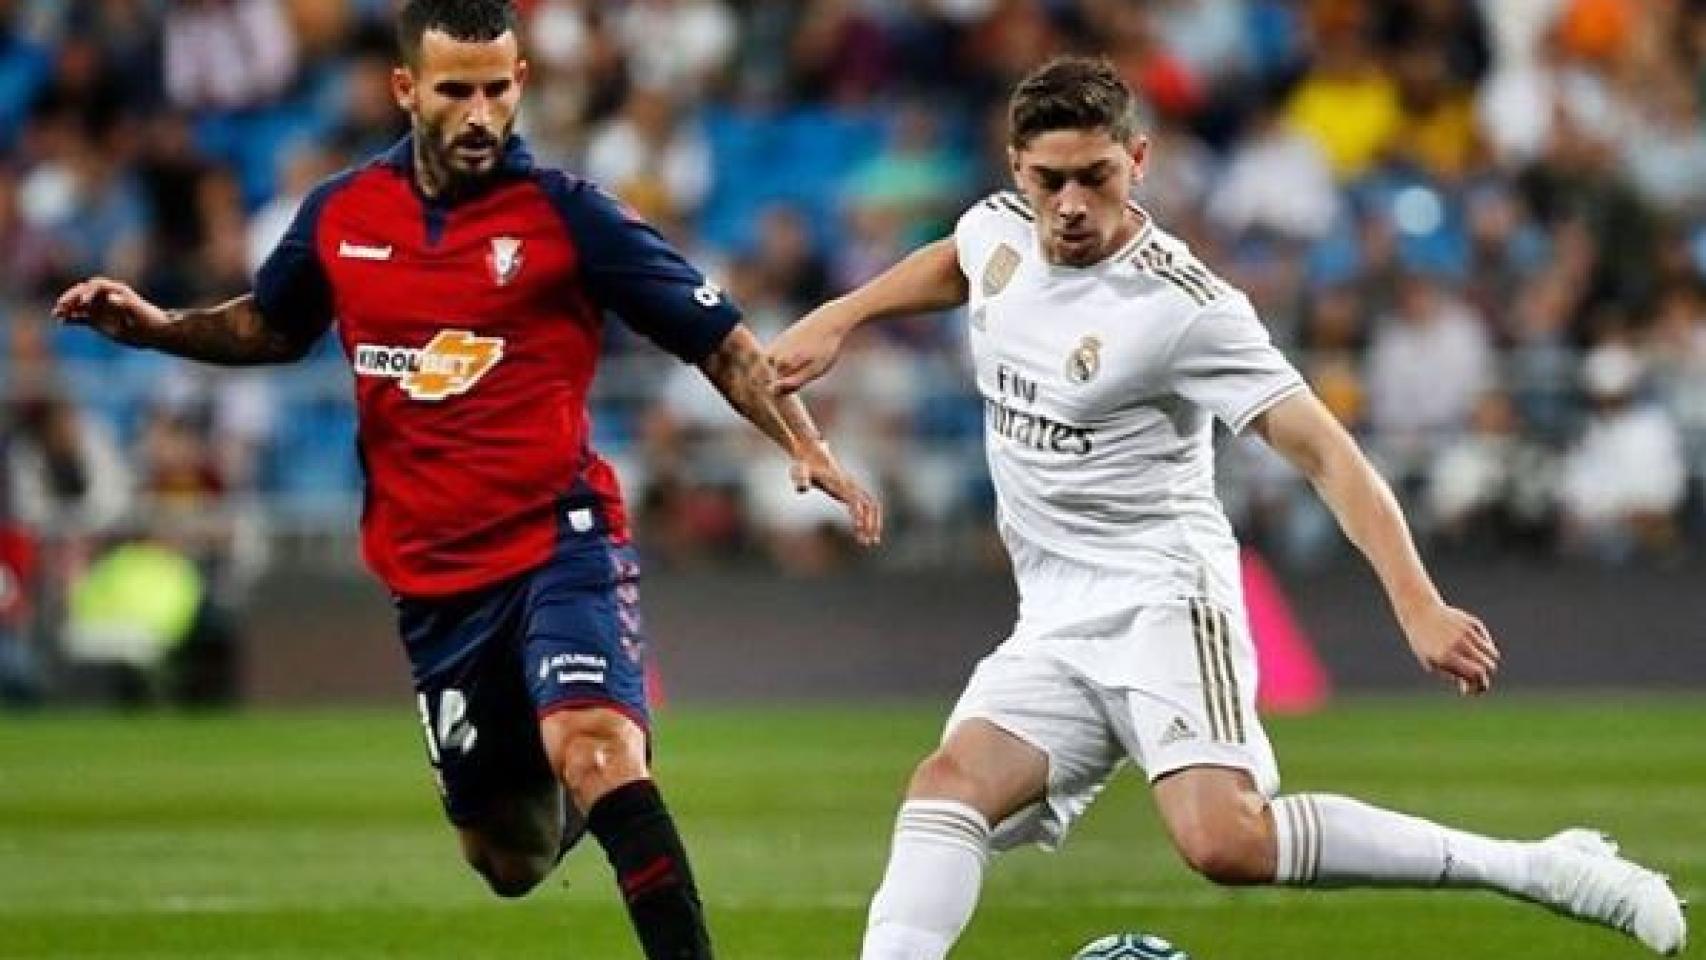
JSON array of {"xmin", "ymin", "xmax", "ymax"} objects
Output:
[
  {"xmin": 1129, "ymin": 136, "xmax": 1150, "ymax": 181},
  {"xmin": 515, "ymin": 58, "xmax": 530, "ymax": 93},
  {"xmin": 1006, "ymin": 145, "xmax": 1021, "ymax": 188},
  {"xmin": 392, "ymin": 65, "xmax": 417, "ymax": 113}
]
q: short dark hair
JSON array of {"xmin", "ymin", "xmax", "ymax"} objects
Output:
[
  {"xmin": 1008, "ymin": 56, "xmax": 1138, "ymax": 149},
  {"xmin": 396, "ymin": 0, "xmax": 519, "ymax": 66}
]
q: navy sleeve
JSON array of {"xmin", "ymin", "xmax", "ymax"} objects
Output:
[
  {"xmin": 540, "ymin": 172, "xmax": 741, "ymax": 363},
  {"xmin": 252, "ymin": 174, "xmax": 347, "ymax": 343}
]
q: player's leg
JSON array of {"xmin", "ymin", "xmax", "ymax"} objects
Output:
[
  {"xmin": 863, "ymin": 718, "xmax": 1045, "ymax": 960},
  {"xmin": 411, "ymin": 622, "xmax": 574, "ymax": 898},
  {"xmin": 525, "ymin": 536, "xmax": 713, "ymax": 960},
  {"xmin": 1131, "ymin": 602, "xmax": 1685, "ymax": 954},
  {"xmin": 538, "ymin": 705, "xmax": 712, "ymax": 960},
  {"xmin": 1148, "ymin": 766, "xmax": 1686, "ymax": 954},
  {"xmin": 399, "ymin": 563, "xmax": 579, "ymax": 899},
  {"xmin": 453, "ymin": 781, "xmax": 565, "ymax": 897},
  {"xmin": 863, "ymin": 648, "xmax": 1122, "ymax": 960}
]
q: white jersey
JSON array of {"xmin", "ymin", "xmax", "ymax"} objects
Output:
[{"xmin": 955, "ymin": 192, "xmax": 1305, "ymax": 610}]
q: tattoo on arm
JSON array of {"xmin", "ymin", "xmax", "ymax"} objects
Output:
[
  {"xmin": 156, "ymin": 295, "xmax": 321, "ymax": 366},
  {"xmin": 700, "ymin": 326, "xmax": 820, "ymax": 456}
]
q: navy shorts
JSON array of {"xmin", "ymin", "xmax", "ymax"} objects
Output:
[{"xmin": 399, "ymin": 527, "xmax": 648, "ymax": 826}]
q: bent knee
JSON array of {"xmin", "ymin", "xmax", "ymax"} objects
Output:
[
  {"xmin": 466, "ymin": 848, "xmax": 553, "ymax": 899},
  {"xmin": 1171, "ymin": 821, "xmax": 1270, "ymax": 886},
  {"xmin": 908, "ymin": 748, "xmax": 984, "ymax": 800}
]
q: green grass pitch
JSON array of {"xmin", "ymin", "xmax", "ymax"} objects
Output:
[{"xmin": 1, "ymin": 698, "xmax": 1699, "ymax": 959}]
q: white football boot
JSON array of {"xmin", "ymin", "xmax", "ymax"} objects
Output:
[{"xmin": 1526, "ymin": 828, "xmax": 1687, "ymax": 955}]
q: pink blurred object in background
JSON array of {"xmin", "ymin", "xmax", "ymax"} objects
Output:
[{"xmin": 1242, "ymin": 547, "xmax": 1332, "ymax": 713}]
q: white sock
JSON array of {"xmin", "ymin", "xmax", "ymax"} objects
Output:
[
  {"xmin": 861, "ymin": 800, "xmax": 991, "ymax": 960},
  {"xmin": 1271, "ymin": 794, "xmax": 1531, "ymax": 893}
]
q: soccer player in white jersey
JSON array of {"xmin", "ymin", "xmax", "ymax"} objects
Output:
[{"xmin": 768, "ymin": 56, "xmax": 1687, "ymax": 959}]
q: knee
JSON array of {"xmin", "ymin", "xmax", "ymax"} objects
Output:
[
  {"xmin": 466, "ymin": 847, "xmax": 553, "ymax": 899},
  {"xmin": 1166, "ymin": 791, "xmax": 1276, "ymax": 879},
  {"xmin": 908, "ymin": 748, "xmax": 982, "ymax": 800},
  {"xmin": 544, "ymin": 709, "xmax": 648, "ymax": 806},
  {"xmin": 1169, "ymin": 809, "xmax": 1271, "ymax": 886}
]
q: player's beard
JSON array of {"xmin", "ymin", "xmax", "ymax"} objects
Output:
[{"xmin": 416, "ymin": 116, "xmax": 512, "ymax": 196}]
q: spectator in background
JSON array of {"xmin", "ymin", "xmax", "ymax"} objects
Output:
[
  {"xmin": 131, "ymin": 403, "xmax": 249, "ymax": 703},
  {"xmin": 4, "ymin": 382, "xmax": 132, "ymax": 547},
  {"xmin": 1618, "ymin": 69, "xmax": 1706, "ymax": 218},
  {"xmin": 961, "ymin": 0, "xmax": 1064, "ymax": 101},
  {"xmin": 1461, "ymin": 181, "xmax": 1547, "ymax": 333},
  {"xmin": 1208, "ymin": 79, "xmax": 1340, "ymax": 243},
  {"xmin": 246, "ymin": 142, "xmax": 338, "ymax": 276},
  {"xmin": 163, "ymin": 0, "xmax": 297, "ymax": 111},
  {"xmin": 1375, "ymin": 0, "xmax": 1490, "ymax": 92},
  {"xmin": 1285, "ymin": 3, "xmax": 1400, "ymax": 181},
  {"xmin": 749, "ymin": 203, "xmax": 832, "ymax": 315},
  {"xmin": 0, "ymin": 1, "xmax": 51, "ymax": 154},
  {"xmin": 1425, "ymin": 390, "xmax": 1557, "ymax": 553},
  {"xmin": 0, "ymin": 164, "xmax": 58, "ymax": 299},
  {"xmin": 1366, "ymin": 271, "xmax": 1493, "ymax": 490},
  {"xmin": 1387, "ymin": 41, "xmax": 1479, "ymax": 182},
  {"xmin": 585, "ymin": 84, "xmax": 713, "ymax": 229},
  {"xmin": 1477, "ymin": 15, "xmax": 1629, "ymax": 166},
  {"xmin": 523, "ymin": 0, "xmax": 631, "ymax": 159},
  {"xmin": 1128, "ymin": 107, "xmax": 1212, "ymax": 240},
  {"xmin": 15, "ymin": 117, "xmax": 147, "ymax": 285},
  {"xmin": 1560, "ymin": 342, "xmax": 1688, "ymax": 563},
  {"xmin": 1647, "ymin": 283, "xmax": 1706, "ymax": 443},
  {"xmin": 30, "ymin": 31, "xmax": 127, "ymax": 143},
  {"xmin": 0, "ymin": 417, "xmax": 41, "ymax": 704},
  {"xmin": 788, "ymin": 0, "xmax": 893, "ymax": 106},
  {"xmin": 1644, "ymin": 283, "xmax": 1706, "ymax": 532},
  {"xmin": 843, "ymin": 101, "xmax": 968, "ymax": 248},
  {"xmin": 619, "ymin": 0, "xmax": 736, "ymax": 101},
  {"xmin": 135, "ymin": 111, "xmax": 219, "ymax": 305},
  {"xmin": 325, "ymin": 27, "xmax": 411, "ymax": 163},
  {"xmin": 1296, "ymin": 284, "xmax": 1367, "ymax": 430}
]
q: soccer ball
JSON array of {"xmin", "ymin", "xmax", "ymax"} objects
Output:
[{"xmin": 1070, "ymin": 932, "xmax": 1190, "ymax": 960}]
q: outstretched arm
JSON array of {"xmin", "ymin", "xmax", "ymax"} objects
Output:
[
  {"xmin": 770, "ymin": 237, "xmax": 968, "ymax": 394},
  {"xmin": 1252, "ymin": 390, "xmax": 1501, "ymax": 694},
  {"xmin": 53, "ymin": 277, "xmax": 322, "ymax": 366},
  {"xmin": 700, "ymin": 324, "xmax": 882, "ymax": 545}
]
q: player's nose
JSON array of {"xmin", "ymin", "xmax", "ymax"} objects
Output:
[
  {"xmin": 467, "ymin": 94, "xmax": 493, "ymax": 128},
  {"xmin": 1057, "ymin": 185, "xmax": 1090, "ymax": 217}
]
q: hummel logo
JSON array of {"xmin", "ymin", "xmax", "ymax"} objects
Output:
[
  {"xmin": 338, "ymin": 240, "xmax": 393, "ymax": 261},
  {"xmin": 1159, "ymin": 715, "xmax": 1197, "ymax": 747}
]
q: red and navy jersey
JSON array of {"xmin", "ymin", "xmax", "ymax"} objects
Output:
[{"xmin": 254, "ymin": 136, "xmax": 739, "ymax": 598}]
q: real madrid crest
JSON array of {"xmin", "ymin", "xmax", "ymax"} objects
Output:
[
  {"xmin": 1067, "ymin": 334, "xmax": 1102, "ymax": 385},
  {"xmin": 487, "ymin": 235, "xmax": 524, "ymax": 287},
  {"xmin": 983, "ymin": 243, "xmax": 1020, "ymax": 297}
]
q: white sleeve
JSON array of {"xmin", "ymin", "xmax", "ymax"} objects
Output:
[
  {"xmin": 1167, "ymin": 298, "xmax": 1306, "ymax": 434},
  {"xmin": 953, "ymin": 198, "xmax": 1008, "ymax": 283}
]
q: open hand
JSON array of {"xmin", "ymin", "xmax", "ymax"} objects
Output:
[
  {"xmin": 53, "ymin": 276, "xmax": 170, "ymax": 346},
  {"xmin": 789, "ymin": 441, "xmax": 882, "ymax": 547},
  {"xmin": 1403, "ymin": 602, "xmax": 1500, "ymax": 696}
]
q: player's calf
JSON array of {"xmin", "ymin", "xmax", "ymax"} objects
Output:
[
  {"xmin": 463, "ymin": 843, "xmax": 556, "ymax": 899},
  {"xmin": 542, "ymin": 707, "xmax": 715, "ymax": 960},
  {"xmin": 456, "ymin": 784, "xmax": 569, "ymax": 898}
]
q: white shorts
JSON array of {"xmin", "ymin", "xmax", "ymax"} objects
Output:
[{"xmin": 946, "ymin": 597, "xmax": 1280, "ymax": 852}]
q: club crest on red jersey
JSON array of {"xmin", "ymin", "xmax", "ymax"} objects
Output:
[{"xmin": 487, "ymin": 236, "xmax": 524, "ymax": 287}]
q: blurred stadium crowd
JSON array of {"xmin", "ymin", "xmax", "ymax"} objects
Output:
[{"xmin": 3, "ymin": 0, "xmax": 1706, "ymax": 698}]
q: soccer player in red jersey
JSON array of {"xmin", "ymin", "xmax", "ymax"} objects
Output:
[{"xmin": 52, "ymin": 2, "xmax": 879, "ymax": 957}]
